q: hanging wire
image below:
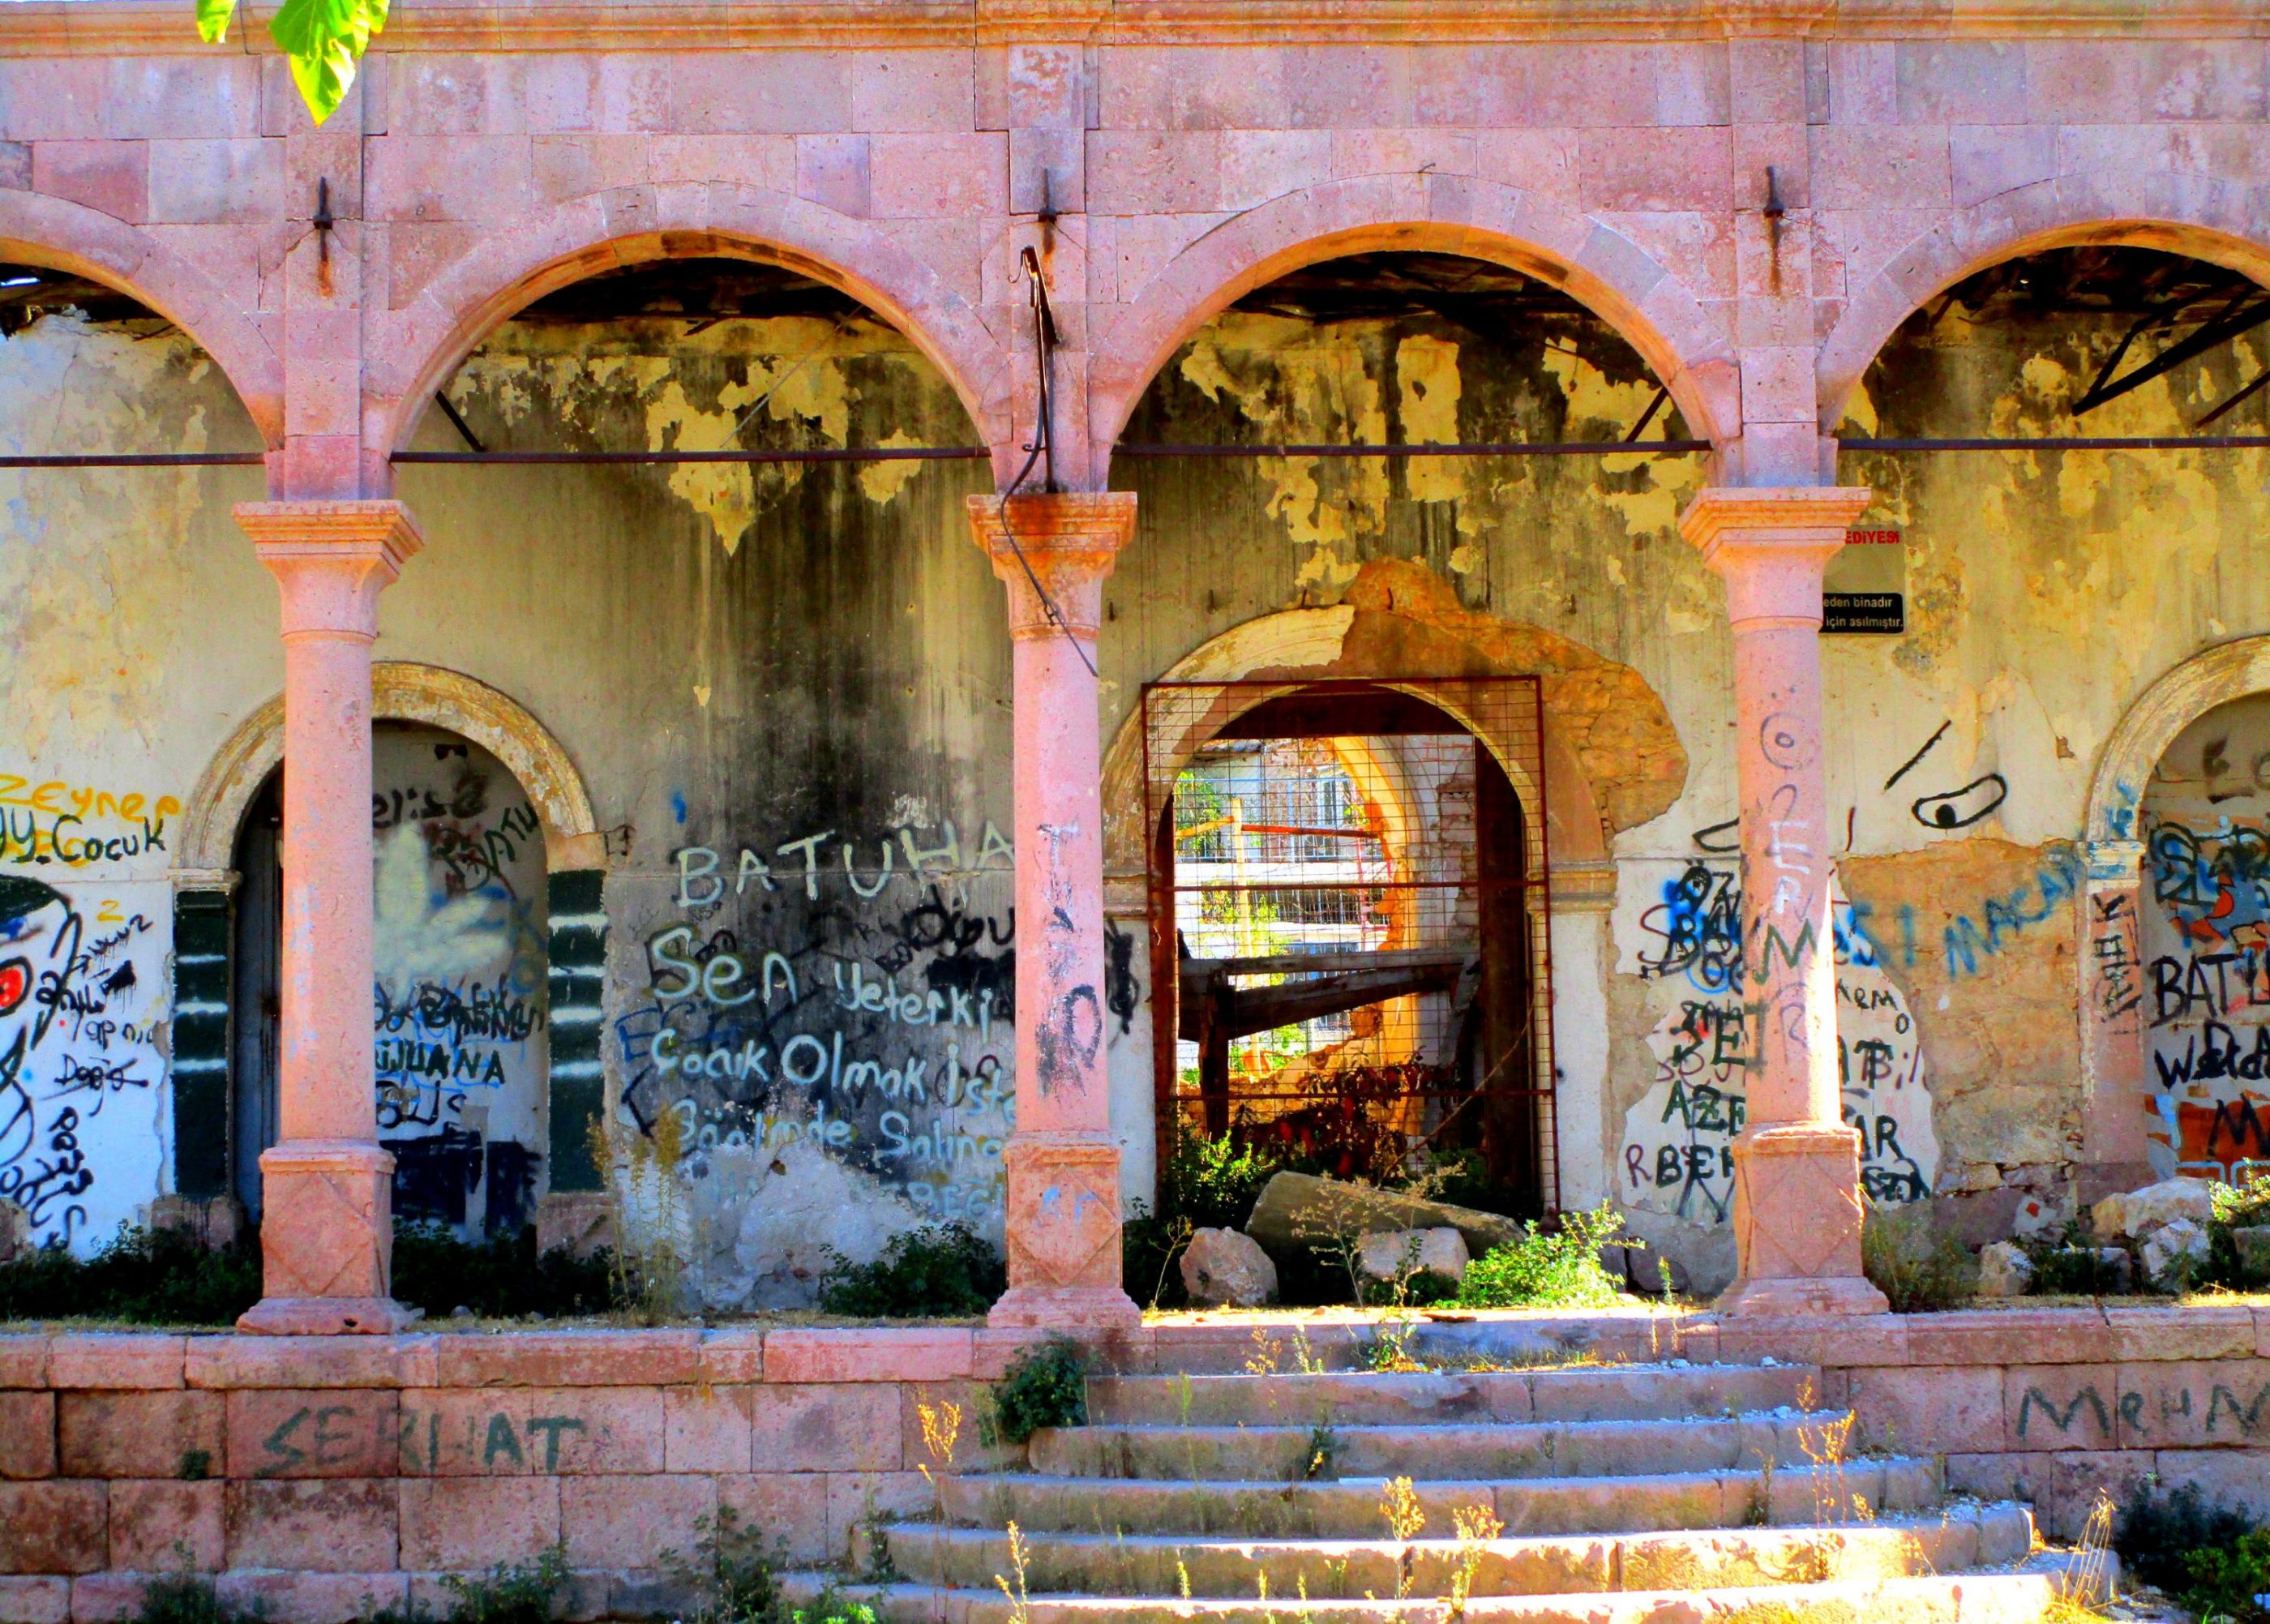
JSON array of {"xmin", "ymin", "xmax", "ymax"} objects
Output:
[{"xmin": 989, "ymin": 246, "xmax": 1099, "ymax": 680}]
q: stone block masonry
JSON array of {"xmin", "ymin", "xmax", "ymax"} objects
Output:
[{"xmin": 0, "ymin": 1311, "xmax": 2264, "ymax": 1618}]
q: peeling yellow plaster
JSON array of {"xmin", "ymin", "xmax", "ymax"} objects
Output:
[
  {"xmin": 452, "ymin": 315, "xmax": 947, "ymax": 555},
  {"xmin": 1542, "ymin": 348, "xmax": 1702, "ymax": 538},
  {"xmin": 1395, "ymin": 332, "xmax": 1464, "ymax": 507},
  {"xmin": 858, "ymin": 429, "xmax": 927, "ymax": 504},
  {"xmin": 648, "ymin": 375, "xmax": 765, "ymax": 555},
  {"xmin": 1177, "ymin": 311, "xmax": 1389, "ymax": 588}
]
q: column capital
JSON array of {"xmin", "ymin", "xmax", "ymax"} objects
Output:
[
  {"xmin": 966, "ymin": 491, "xmax": 1137, "ymax": 638},
  {"xmin": 237, "ymin": 500, "xmax": 425, "ymax": 638},
  {"xmin": 1678, "ymin": 486, "xmax": 1870, "ymax": 625}
]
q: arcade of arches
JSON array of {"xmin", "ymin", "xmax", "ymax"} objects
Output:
[{"xmin": 6, "ymin": 10, "xmax": 2270, "ymax": 1328}]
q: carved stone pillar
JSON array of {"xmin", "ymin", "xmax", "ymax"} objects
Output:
[
  {"xmin": 233, "ymin": 501, "xmax": 423, "ymax": 1335},
  {"xmin": 1680, "ymin": 486, "xmax": 1888, "ymax": 1317},
  {"xmin": 2079, "ymin": 838, "xmax": 2156, "ymax": 1204},
  {"xmin": 966, "ymin": 492, "xmax": 1142, "ymax": 1332}
]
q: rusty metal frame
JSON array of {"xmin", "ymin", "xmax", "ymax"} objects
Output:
[{"xmin": 1141, "ymin": 675, "xmax": 1559, "ymax": 1215}]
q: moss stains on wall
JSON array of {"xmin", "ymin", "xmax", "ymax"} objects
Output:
[{"xmin": 12, "ymin": 246, "xmax": 2270, "ymax": 1291}]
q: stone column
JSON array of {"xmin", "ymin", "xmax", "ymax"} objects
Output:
[
  {"xmin": 2079, "ymin": 838, "xmax": 2156, "ymax": 1203},
  {"xmin": 966, "ymin": 491, "xmax": 1142, "ymax": 1332},
  {"xmin": 1679, "ymin": 486, "xmax": 1887, "ymax": 1317},
  {"xmin": 233, "ymin": 500, "xmax": 424, "ymax": 1335}
]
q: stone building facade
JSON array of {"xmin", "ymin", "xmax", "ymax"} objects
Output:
[{"xmin": 2, "ymin": 0, "xmax": 2269, "ymax": 1319}]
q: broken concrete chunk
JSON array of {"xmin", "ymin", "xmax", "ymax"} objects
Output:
[
  {"xmin": 2139, "ymin": 1216, "xmax": 2211, "ymax": 1292},
  {"xmin": 1244, "ymin": 1172, "xmax": 1523, "ymax": 1258},
  {"xmin": 1180, "ymin": 1227, "xmax": 1278, "ymax": 1307},
  {"xmin": 1356, "ymin": 1226, "xmax": 1470, "ymax": 1285},
  {"xmin": 1976, "ymin": 1240, "xmax": 2034, "ymax": 1298},
  {"xmin": 2090, "ymin": 1176, "xmax": 2214, "ymax": 1242},
  {"xmin": 2232, "ymin": 1224, "xmax": 2270, "ymax": 1283}
]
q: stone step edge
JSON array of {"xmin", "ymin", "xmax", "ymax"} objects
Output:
[
  {"xmin": 1040, "ymin": 1409, "xmax": 1855, "ymax": 1440},
  {"xmin": 775, "ymin": 1569, "xmax": 2069, "ymax": 1622},
  {"xmin": 880, "ymin": 1503, "xmax": 2029, "ymax": 1556},
  {"xmin": 1089, "ymin": 1363, "xmax": 1820, "ymax": 1397},
  {"xmin": 867, "ymin": 1506, "xmax": 2033, "ymax": 1596},
  {"xmin": 940, "ymin": 1457, "xmax": 1937, "ymax": 1496}
]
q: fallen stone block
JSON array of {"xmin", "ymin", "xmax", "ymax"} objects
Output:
[
  {"xmin": 1977, "ymin": 1240, "xmax": 2033, "ymax": 1298},
  {"xmin": 1356, "ymin": 1227, "xmax": 1469, "ymax": 1286},
  {"xmin": 1244, "ymin": 1172, "xmax": 1522, "ymax": 1257},
  {"xmin": 2232, "ymin": 1223, "xmax": 2270, "ymax": 1283},
  {"xmin": 2139, "ymin": 1215, "xmax": 2211, "ymax": 1291},
  {"xmin": 2091, "ymin": 1176, "xmax": 2213, "ymax": 1241},
  {"xmin": 1179, "ymin": 1228, "xmax": 1278, "ymax": 1307}
]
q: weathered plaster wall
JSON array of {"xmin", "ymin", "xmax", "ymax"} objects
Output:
[
  {"xmin": 0, "ymin": 316, "xmax": 268, "ymax": 1251},
  {"xmin": 11, "ymin": 219, "xmax": 2270, "ymax": 1300},
  {"xmin": 0, "ymin": 304, "xmax": 1035, "ymax": 1305},
  {"xmin": 1104, "ymin": 282, "xmax": 2270, "ymax": 1288}
]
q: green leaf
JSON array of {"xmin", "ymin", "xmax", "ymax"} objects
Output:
[
  {"xmin": 265, "ymin": 0, "xmax": 389, "ymax": 125},
  {"xmin": 194, "ymin": 0, "xmax": 238, "ymax": 45}
]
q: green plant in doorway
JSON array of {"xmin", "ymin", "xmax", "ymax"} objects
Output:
[{"xmin": 1454, "ymin": 1204, "xmax": 1633, "ymax": 1309}]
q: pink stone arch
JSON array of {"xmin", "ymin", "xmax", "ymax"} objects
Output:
[
  {"xmin": 0, "ymin": 188, "xmax": 283, "ymax": 448},
  {"xmin": 366, "ymin": 182, "xmax": 1015, "ymax": 482},
  {"xmin": 1087, "ymin": 173, "xmax": 1737, "ymax": 479},
  {"xmin": 1817, "ymin": 174, "xmax": 2270, "ymax": 435}
]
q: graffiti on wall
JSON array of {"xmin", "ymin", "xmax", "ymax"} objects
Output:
[
  {"xmin": 370, "ymin": 728, "xmax": 549, "ymax": 1235},
  {"xmin": 616, "ymin": 817, "xmax": 1022, "ymax": 1231},
  {"xmin": 2137, "ymin": 699, "xmax": 2270, "ymax": 1181},
  {"xmin": 2142, "ymin": 816, "xmax": 2270, "ymax": 1177},
  {"xmin": 1616, "ymin": 860, "xmax": 1938, "ymax": 1224},
  {"xmin": 0, "ymin": 876, "xmax": 170, "ymax": 1250},
  {"xmin": 0, "ymin": 774, "xmax": 181, "ymax": 868}
]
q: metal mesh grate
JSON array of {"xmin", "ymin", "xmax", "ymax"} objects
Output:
[{"xmin": 1141, "ymin": 678, "xmax": 1557, "ymax": 1217}]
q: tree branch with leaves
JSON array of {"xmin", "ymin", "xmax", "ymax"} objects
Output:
[{"xmin": 196, "ymin": 0, "xmax": 389, "ymax": 126}]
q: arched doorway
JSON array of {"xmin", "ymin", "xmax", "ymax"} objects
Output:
[
  {"xmin": 1144, "ymin": 678, "xmax": 1556, "ymax": 1219},
  {"xmin": 2138, "ymin": 693, "xmax": 2270, "ymax": 1182},
  {"xmin": 230, "ymin": 723, "xmax": 552, "ymax": 1236}
]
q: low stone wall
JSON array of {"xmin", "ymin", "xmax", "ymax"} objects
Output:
[
  {"xmin": 0, "ymin": 1307, "xmax": 2265, "ymax": 1621},
  {"xmin": 0, "ymin": 1326, "xmax": 1044, "ymax": 1624},
  {"xmin": 1714, "ymin": 1304, "xmax": 2270, "ymax": 1540}
]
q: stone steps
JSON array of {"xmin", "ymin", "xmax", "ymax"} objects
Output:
[
  {"xmin": 933, "ymin": 1459, "xmax": 1942, "ymax": 1537},
  {"xmin": 1087, "ymin": 1363, "xmax": 1814, "ymax": 1426},
  {"xmin": 873, "ymin": 1506, "xmax": 2033, "ymax": 1596},
  {"xmin": 871, "ymin": 1357, "xmax": 2090, "ymax": 1624},
  {"xmin": 1030, "ymin": 1412, "xmax": 1852, "ymax": 1480},
  {"xmin": 782, "ymin": 1570, "xmax": 2070, "ymax": 1624}
]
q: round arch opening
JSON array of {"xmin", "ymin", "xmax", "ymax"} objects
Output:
[
  {"xmin": 1141, "ymin": 676, "xmax": 1560, "ymax": 1230},
  {"xmin": 225, "ymin": 722, "xmax": 555, "ymax": 1238}
]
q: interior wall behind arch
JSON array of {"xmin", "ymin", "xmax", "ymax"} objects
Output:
[
  {"xmin": 2138, "ymin": 693, "xmax": 2270, "ymax": 1181},
  {"xmin": 0, "ymin": 290, "xmax": 1025, "ymax": 1299},
  {"xmin": 0, "ymin": 309, "xmax": 269, "ymax": 1253}
]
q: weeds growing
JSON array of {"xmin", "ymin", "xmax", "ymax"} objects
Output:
[
  {"xmin": 989, "ymin": 1335, "xmax": 1088, "ymax": 1446},
  {"xmin": 135, "ymin": 1575, "xmax": 265, "ymax": 1624},
  {"xmin": 1454, "ymin": 1205, "xmax": 1633, "ymax": 1309}
]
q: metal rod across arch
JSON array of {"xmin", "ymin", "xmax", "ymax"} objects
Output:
[{"xmin": 13, "ymin": 435, "xmax": 2270, "ymax": 470}]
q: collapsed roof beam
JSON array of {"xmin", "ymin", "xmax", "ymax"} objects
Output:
[{"xmin": 2072, "ymin": 287, "xmax": 2270, "ymax": 416}]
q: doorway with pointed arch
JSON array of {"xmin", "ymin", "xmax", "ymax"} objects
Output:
[{"xmin": 1143, "ymin": 676, "xmax": 1558, "ymax": 1219}]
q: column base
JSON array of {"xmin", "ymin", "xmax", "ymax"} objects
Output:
[
  {"xmin": 1715, "ymin": 1274, "xmax": 1889, "ymax": 1317},
  {"xmin": 996, "ymin": 1135, "xmax": 1141, "ymax": 1330},
  {"xmin": 989, "ymin": 1284, "xmax": 1143, "ymax": 1332},
  {"xmin": 1719, "ymin": 1122, "xmax": 1888, "ymax": 1318},
  {"xmin": 237, "ymin": 1296, "xmax": 425, "ymax": 1335},
  {"xmin": 238, "ymin": 1139, "xmax": 412, "ymax": 1336}
]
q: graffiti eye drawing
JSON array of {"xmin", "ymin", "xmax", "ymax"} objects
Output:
[
  {"xmin": 1912, "ymin": 773, "xmax": 2008, "ymax": 830},
  {"xmin": 0, "ymin": 958, "xmax": 25, "ymax": 1018}
]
